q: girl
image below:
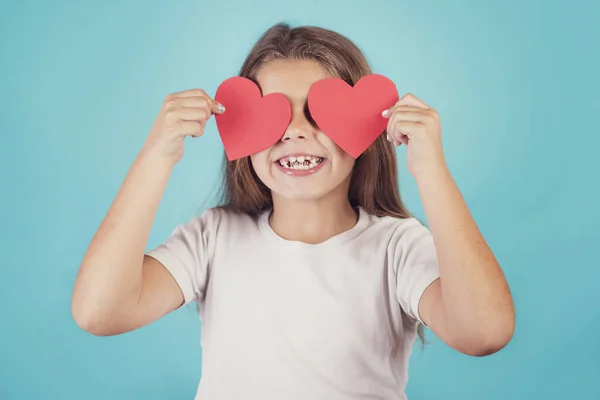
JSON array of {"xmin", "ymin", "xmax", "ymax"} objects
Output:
[{"xmin": 72, "ymin": 23, "xmax": 515, "ymax": 400}]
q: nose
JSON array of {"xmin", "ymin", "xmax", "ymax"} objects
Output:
[{"xmin": 281, "ymin": 105, "xmax": 315, "ymax": 143}]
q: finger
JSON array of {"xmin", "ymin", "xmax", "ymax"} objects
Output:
[
  {"xmin": 392, "ymin": 120, "xmax": 424, "ymax": 141},
  {"xmin": 180, "ymin": 107, "xmax": 211, "ymax": 124},
  {"xmin": 172, "ymin": 120, "xmax": 203, "ymax": 138},
  {"xmin": 382, "ymin": 104, "xmax": 427, "ymax": 119},
  {"xmin": 397, "ymin": 93, "xmax": 431, "ymax": 109},
  {"xmin": 386, "ymin": 108, "xmax": 421, "ymax": 139},
  {"xmin": 165, "ymin": 107, "xmax": 209, "ymax": 123},
  {"xmin": 166, "ymin": 96, "xmax": 211, "ymax": 111},
  {"xmin": 190, "ymin": 123, "xmax": 205, "ymax": 138},
  {"xmin": 167, "ymin": 90, "xmax": 225, "ymax": 114},
  {"xmin": 389, "ymin": 109, "xmax": 426, "ymax": 124},
  {"xmin": 166, "ymin": 96, "xmax": 219, "ymax": 119},
  {"xmin": 385, "ymin": 132, "xmax": 400, "ymax": 146},
  {"xmin": 210, "ymin": 99, "xmax": 226, "ymax": 115}
]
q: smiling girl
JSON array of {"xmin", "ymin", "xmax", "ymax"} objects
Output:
[{"xmin": 72, "ymin": 23, "xmax": 515, "ymax": 400}]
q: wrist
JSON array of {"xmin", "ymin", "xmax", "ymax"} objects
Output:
[
  {"xmin": 137, "ymin": 146, "xmax": 177, "ymax": 173},
  {"xmin": 414, "ymin": 160, "xmax": 451, "ymax": 186}
]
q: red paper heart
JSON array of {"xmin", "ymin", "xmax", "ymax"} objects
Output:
[
  {"xmin": 307, "ymin": 74, "xmax": 399, "ymax": 158},
  {"xmin": 215, "ymin": 77, "xmax": 292, "ymax": 161}
]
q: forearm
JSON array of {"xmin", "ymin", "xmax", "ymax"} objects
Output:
[
  {"xmin": 416, "ymin": 163, "xmax": 515, "ymax": 345},
  {"xmin": 72, "ymin": 149, "xmax": 173, "ymax": 326}
]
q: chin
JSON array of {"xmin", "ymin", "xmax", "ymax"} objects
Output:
[
  {"xmin": 272, "ymin": 187, "xmax": 331, "ymax": 202},
  {"xmin": 265, "ymin": 170, "xmax": 353, "ymax": 205}
]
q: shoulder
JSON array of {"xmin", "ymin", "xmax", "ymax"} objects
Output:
[
  {"xmin": 361, "ymin": 209, "xmax": 429, "ymax": 241},
  {"xmin": 187, "ymin": 206, "xmax": 262, "ymax": 236},
  {"xmin": 359, "ymin": 209, "xmax": 433, "ymax": 255}
]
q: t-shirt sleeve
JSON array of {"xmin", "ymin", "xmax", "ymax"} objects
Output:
[
  {"xmin": 145, "ymin": 208, "xmax": 219, "ymax": 307},
  {"xmin": 390, "ymin": 219, "xmax": 440, "ymax": 325}
]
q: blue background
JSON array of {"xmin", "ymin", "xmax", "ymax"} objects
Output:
[{"xmin": 1, "ymin": 0, "xmax": 599, "ymax": 398}]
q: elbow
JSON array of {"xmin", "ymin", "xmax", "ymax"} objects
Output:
[
  {"xmin": 71, "ymin": 305, "xmax": 100, "ymax": 336},
  {"xmin": 71, "ymin": 298, "xmax": 114, "ymax": 337},
  {"xmin": 453, "ymin": 315, "xmax": 516, "ymax": 357},
  {"xmin": 460, "ymin": 332, "xmax": 513, "ymax": 357}
]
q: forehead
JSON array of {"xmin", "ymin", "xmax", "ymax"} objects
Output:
[{"xmin": 255, "ymin": 59, "xmax": 331, "ymax": 101}]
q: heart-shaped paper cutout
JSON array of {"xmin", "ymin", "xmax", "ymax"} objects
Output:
[
  {"xmin": 307, "ymin": 74, "xmax": 399, "ymax": 158},
  {"xmin": 215, "ymin": 77, "xmax": 292, "ymax": 161}
]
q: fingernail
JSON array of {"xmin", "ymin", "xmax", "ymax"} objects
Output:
[
  {"xmin": 218, "ymin": 104, "xmax": 225, "ymax": 114},
  {"xmin": 381, "ymin": 109, "xmax": 389, "ymax": 117}
]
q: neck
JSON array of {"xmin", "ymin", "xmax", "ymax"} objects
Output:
[{"xmin": 269, "ymin": 194, "xmax": 358, "ymax": 245}]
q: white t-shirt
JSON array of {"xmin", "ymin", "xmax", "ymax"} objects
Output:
[{"xmin": 146, "ymin": 206, "xmax": 440, "ymax": 400}]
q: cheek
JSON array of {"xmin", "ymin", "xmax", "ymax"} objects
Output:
[
  {"xmin": 337, "ymin": 153, "xmax": 356, "ymax": 176},
  {"xmin": 250, "ymin": 151, "xmax": 272, "ymax": 179},
  {"xmin": 319, "ymin": 134, "xmax": 355, "ymax": 173}
]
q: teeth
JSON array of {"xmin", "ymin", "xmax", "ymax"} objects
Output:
[{"xmin": 278, "ymin": 156, "xmax": 323, "ymax": 170}]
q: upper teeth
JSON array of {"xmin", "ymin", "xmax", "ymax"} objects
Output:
[{"xmin": 278, "ymin": 155, "xmax": 323, "ymax": 170}]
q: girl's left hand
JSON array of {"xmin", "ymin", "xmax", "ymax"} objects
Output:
[{"xmin": 382, "ymin": 93, "xmax": 447, "ymax": 179}]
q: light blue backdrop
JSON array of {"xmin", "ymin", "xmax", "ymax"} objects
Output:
[{"xmin": 1, "ymin": 0, "xmax": 598, "ymax": 399}]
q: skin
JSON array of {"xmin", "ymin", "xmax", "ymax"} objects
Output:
[
  {"xmin": 72, "ymin": 58, "xmax": 515, "ymax": 359},
  {"xmin": 384, "ymin": 92, "xmax": 515, "ymax": 356},
  {"xmin": 251, "ymin": 59, "xmax": 358, "ymax": 244}
]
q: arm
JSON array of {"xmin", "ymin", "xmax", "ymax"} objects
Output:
[
  {"xmin": 384, "ymin": 92, "xmax": 515, "ymax": 356},
  {"xmin": 417, "ymin": 164, "xmax": 515, "ymax": 356},
  {"xmin": 72, "ymin": 89, "xmax": 221, "ymax": 336},
  {"xmin": 71, "ymin": 150, "xmax": 183, "ymax": 336}
]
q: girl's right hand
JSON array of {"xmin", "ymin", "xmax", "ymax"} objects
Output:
[{"xmin": 141, "ymin": 89, "xmax": 225, "ymax": 167}]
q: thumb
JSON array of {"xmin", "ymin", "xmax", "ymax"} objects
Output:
[{"xmin": 211, "ymin": 99, "xmax": 226, "ymax": 115}]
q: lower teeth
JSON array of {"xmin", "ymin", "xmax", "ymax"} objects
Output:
[{"xmin": 289, "ymin": 164, "xmax": 315, "ymax": 169}]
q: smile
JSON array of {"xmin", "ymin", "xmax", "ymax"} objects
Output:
[
  {"xmin": 277, "ymin": 155, "xmax": 324, "ymax": 170},
  {"xmin": 274, "ymin": 154, "xmax": 326, "ymax": 177}
]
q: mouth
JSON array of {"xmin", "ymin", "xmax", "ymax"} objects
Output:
[
  {"xmin": 274, "ymin": 154, "xmax": 326, "ymax": 177},
  {"xmin": 275, "ymin": 154, "xmax": 325, "ymax": 170}
]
